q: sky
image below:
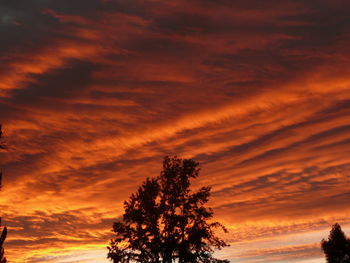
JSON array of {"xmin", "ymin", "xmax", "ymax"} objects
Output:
[{"xmin": 0, "ymin": 0, "xmax": 350, "ymax": 262}]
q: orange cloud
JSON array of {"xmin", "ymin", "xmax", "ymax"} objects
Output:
[{"xmin": 1, "ymin": 0, "xmax": 350, "ymax": 262}]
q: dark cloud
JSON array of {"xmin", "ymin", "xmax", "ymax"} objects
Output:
[{"xmin": 9, "ymin": 59, "xmax": 97, "ymax": 104}]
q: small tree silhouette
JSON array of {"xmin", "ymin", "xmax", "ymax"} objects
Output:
[
  {"xmin": 108, "ymin": 156, "xmax": 229, "ymax": 263},
  {"xmin": 321, "ymin": 223, "xmax": 350, "ymax": 263},
  {"xmin": 0, "ymin": 125, "xmax": 7, "ymax": 263},
  {"xmin": 0, "ymin": 218, "xmax": 6, "ymax": 263}
]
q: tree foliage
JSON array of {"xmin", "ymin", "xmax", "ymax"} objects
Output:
[
  {"xmin": 321, "ymin": 223, "xmax": 350, "ymax": 263},
  {"xmin": 108, "ymin": 156, "xmax": 229, "ymax": 263},
  {"xmin": 0, "ymin": 125, "xmax": 7, "ymax": 263},
  {"xmin": 0, "ymin": 219, "xmax": 6, "ymax": 263}
]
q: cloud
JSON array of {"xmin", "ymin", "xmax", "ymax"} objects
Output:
[{"xmin": 1, "ymin": 0, "xmax": 350, "ymax": 262}]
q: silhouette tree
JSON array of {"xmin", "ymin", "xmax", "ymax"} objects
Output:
[
  {"xmin": 108, "ymin": 156, "xmax": 229, "ymax": 263},
  {"xmin": 321, "ymin": 223, "xmax": 350, "ymax": 263},
  {"xmin": 0, "ymin": 125, "xmax": 7, "ymax": 262},
  {"xmin": 0, "ymin": 217, "xmax": 6, "ymax": 263}
]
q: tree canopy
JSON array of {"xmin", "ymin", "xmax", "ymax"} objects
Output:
[
  {"xmin": 321, "ymin": 223, "xmax": 350, "ymax": 263},
  {"xmin": 0, "ymin": 125, "xmax": 7, "ymax": 263},
  {"xmin": 108, "ymin": 156, "xmax": 229, "ymax": 263},
  {"xmin": 0, "ymin": 221, "xmax": 6, "ymax": 263}
]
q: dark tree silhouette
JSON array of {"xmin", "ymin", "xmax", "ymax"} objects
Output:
[
  {"xmin": 0, "ymin": 125, "xmax": 7, "ymax": 263},
  {"xmin": 108, "ymin": 156, "xmax": 229, "ymax": 263},
  {"xmin": 321, "ymin": 223, "xmax": 350, "ymax": 263},
  {"xmin": 0, "ymin": 218, "xmax": 6, "ymax": 263}
]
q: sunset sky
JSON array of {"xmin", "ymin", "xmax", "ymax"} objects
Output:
[{"xmin": 1, "ymin": 0, "xmax": 350, "ymax": 262}]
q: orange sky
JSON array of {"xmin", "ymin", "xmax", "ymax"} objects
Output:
[{"xmin": 1, "ymin": 0, "xmax": 350, "ymax": 262}]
